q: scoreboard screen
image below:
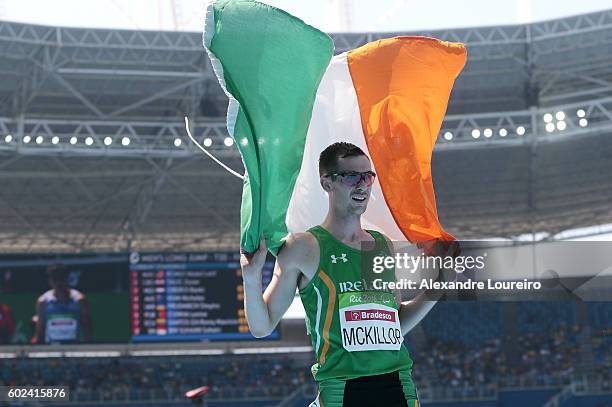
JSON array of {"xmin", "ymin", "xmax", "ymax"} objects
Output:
[{"xmin": 129, "ymin": 252, "xmax": 278, "ymax": 342}]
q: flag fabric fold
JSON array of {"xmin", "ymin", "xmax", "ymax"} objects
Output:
[
  {"xmin": 204, "ymin": 0, "xmax": 466, "ymax": 255},
  {"xmin": 204, "ymin": 0, "xmax": 334, "ymax": 254}
]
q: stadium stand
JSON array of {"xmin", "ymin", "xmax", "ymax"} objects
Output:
[{"xmin": 1, "ymin": 302, "xmax": 610, "ymax": 405}]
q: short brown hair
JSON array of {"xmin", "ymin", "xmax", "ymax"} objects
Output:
[{"xmin": 318, "ymin": 142, "xmax": 367, "ymax": 177}]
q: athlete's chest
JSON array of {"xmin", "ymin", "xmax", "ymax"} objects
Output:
[{"xmin": 299, "ymin": 247, "xmax": 394, "ymax": 292}]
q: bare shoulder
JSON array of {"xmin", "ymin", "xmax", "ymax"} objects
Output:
[
  {"xmin": 278, "ymin": 232, "xmax": 318, "ymax": 262},
  {"xmin": 277, "ymin": 232, "xmax": 319, "ymax": 285},
  {"xmin": 36, "ymin": 289, "xmax": 53, "ymax": 304}
]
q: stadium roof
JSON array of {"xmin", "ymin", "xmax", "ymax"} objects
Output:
[
  {"xmin": 0, "ymin": 10, "xmax": 611, "ymax": 252},
  {"xmin": 3, "ymin": 0, "xmax": 611, "ymax": 33}
]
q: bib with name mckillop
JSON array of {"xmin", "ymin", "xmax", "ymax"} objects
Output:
[{"xmin": 339, "ymin": 290, "xmax": 403, "ymax": 351}]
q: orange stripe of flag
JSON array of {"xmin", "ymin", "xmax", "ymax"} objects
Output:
[{"xmin": 347, "ymin": 36, "xmax": 466, "ymax": 243}]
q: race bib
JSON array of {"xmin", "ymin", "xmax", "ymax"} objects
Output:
[
  {"xmin": 46, "ymin": 314, "xmax": 78, "ymax": 341},
  {"xmin": 339, "ymin": 291, "xmax": 403, "ymax": 352}
]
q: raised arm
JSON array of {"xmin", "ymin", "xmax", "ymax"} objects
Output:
[
  {"xmin": 240, "ymin": 235, "xmax": 303, "ymax": 338},
  {"xmin": 382, "ymin": 236, "xmax": 459, "ymax": 336},
  {"xmin": 399, "ymin": 240, "xmax": 460, "ymax": 335}
]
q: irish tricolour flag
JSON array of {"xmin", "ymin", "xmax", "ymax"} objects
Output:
[{"xmin": 204, "ymin": 0, "xmax": 466, "ymax": 254}]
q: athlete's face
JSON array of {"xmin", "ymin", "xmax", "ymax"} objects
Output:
[{"xmin": 321, "ymin": 155, "xmax": 373, "ymax": 215}]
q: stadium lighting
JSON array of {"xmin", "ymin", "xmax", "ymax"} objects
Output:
[
  {"xmin": 545, "ymin": 123, "xmax": 555, "ymax": 133},
  {"xmin": 35, "ymin": 136, "xmax": 43, "ymax": 144},
  {"xmin": 555, "ymin": 111, "xmax": 565, "ymax": 121},
  {"xmin": 129, "ymin": 349, "xmax": 225, "ymax": 357},
  {"xmin": 224, "ymin": 137, "xmax": 234, "ymax": 146},
  {"xmin": 174, "ymin": 138, "xmax": 182, "ymax": 147},
  {"xmin": 27, "ymin": 352, "xmax": 63, "ymax": 358},
  {"xmin": 70, "ymin": 136, "xmax": 78, "ymax": 145},
  {"xmin": 121, "ymin": 137, "xmax": 130, "ymax": 146},
  {"xmin": 232, "ymin": 346, "xmax": 313, "ymax": 355},
  {"xmin": 471, "ymin": 129, "xmax": 480, "ymax": 139},
  {"xmin": 85, "ymin": 137, "xmax": 94, "ymax": 146},
  {"xmin": 4, "ymin": 134, "xmax": 12, "ymax": 143},
  {"xmin": 543, "ymin": 113, "xmax": 553, "ymax": 123},
  {"xmin": 443, "ymin": 131, "xmax": 453, "ymax": 141},
  {"xmin": 483, "ymin": 128, "xmax": 493, "ymax": 138},
  {"xmin": 577, "ymin": 109, "xmax": 586, "ymax": 118},
  {"xmin": 516, "ymin": 126, "xmax": 526, "ymax": 136},
  {"xmin": 579, "ymin": 118, "xmax": 588, "ymax": 127},
  {"xmin": 240, "ymin": 137, "xmax": 249, "ymax": 146},
  {"xmin": 203, "ymin": 138, "xmax": 213, "ymax": 147},
  {"xmin": 499, "ymin": 128, "xmax": 507, "ymax": 137},
  {"xmin": 104, "ymin": 137, "xmax": 112, "ymax": 146},
  {"xmin": 51, "ymin": 136, "xmax": 59, "ymax": 145},
  {"xmin": 23, "ymin": 135, "xmax": 31, "ymax": 143},
  {"xmin": 556, "ymin": 121, "xmax": 566, "ymax": 131},
  {"xmin": 64, "ymin": 351, "xmax": 121, "ymax": 358}
]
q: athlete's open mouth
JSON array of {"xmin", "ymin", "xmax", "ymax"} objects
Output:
[{"xmin": 351, "ymin": 195, "xmax": 366, "ymax": 202}]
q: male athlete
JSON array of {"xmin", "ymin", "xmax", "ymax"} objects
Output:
[
  {"xmin": 35, "ymin": 264, "xmax": 93, "ymax": 344},
  {"xmin": 241, "ymin": 142, "xmax": 458, "ymax": 407}
]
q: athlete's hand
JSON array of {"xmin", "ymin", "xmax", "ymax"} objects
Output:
[
  {"xmin": 417, "ymin": 239, "xmax": 461, "ymax": 284},
  {"xmin": 417, "ymin": 239, "xmax": 461, "ymax": 258},
  {"xmin": 240, "ymin": 237, "xmax": 267, "ymax": 281}
]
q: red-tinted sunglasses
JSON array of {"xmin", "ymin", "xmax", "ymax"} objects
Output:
[{"xmin": 325, "ymin": 171, "xmax": 376, "ymax": 187}]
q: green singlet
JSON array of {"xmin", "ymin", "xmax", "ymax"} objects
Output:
[{"xmin": 299, "ymin": 225, "xmax": 419, "ymax": 407}]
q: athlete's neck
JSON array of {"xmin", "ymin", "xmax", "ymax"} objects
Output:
[{"xmin": 321, "ymin": 212, "xmax": 368, "ymax": 245}]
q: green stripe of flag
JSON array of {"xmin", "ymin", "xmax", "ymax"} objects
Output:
[{"xmin": 205, "ymin": 0, "xmax": 334, "ymax": 254}]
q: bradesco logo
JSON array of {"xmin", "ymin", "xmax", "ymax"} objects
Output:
[{"xmin": 345, "ymin": 309, "xmax": 396, "ymax": 322}]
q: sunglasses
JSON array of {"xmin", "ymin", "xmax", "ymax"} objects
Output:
[{"xmin": 325, "ymin": 171, "xmax": 377, "ymax": 187}]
